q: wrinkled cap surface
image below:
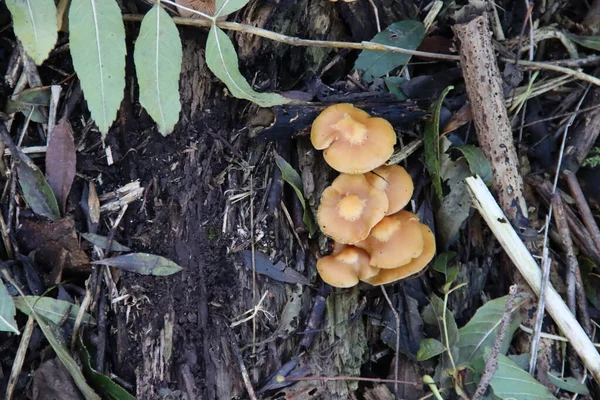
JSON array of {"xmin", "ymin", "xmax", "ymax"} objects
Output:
[
  {"xmin": 365, "ymin": 165, "xmax": 414, "ymax": 216},
  {"xmin": 317, "ymin": 174, "xmax": 389, "ymax": 244},
  {"xmin": 311, "ymin": 104, "xmax": 397, "ymax": 174},
  {"xmin": 355, "ymin": 210, "xmax": 424, "ymax": 268},
  {"xmin": 317, "ymin": 245, "xmax": 379, "ymax": 288},
  {"xmin": 363, "ymin": 223, "xmax": 435, "ymax": 285}
]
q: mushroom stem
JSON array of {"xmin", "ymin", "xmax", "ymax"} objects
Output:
[{"xmin": 331, "ymin": 114, "xmax": 368, "ymax": 145}]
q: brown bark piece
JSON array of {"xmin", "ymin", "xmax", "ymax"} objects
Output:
[{"xmin": 452, "ymin": 14, "xmax": 529, "ymax": 226}]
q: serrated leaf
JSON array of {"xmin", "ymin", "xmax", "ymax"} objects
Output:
[
  {"xmin": 19, "ymin": 297, "xmax": 100, "ymax": 399},
  {"xmin": 46, "ymin": 119, "xmax": 76, "ymax": 215},
  {"xmin": 79, "ymin": 337, "xmax": 135, "ymax": 400},
  {"xmin": 205, "ymin": 26, "xmax": 289, "ymax": 107},
  {"xmin": 489, "ymin": 353, "xmax": 557, "ymax": 400},
  {"xmin": 5, "ymin": 87, "xmax": 50, "ymax": 123},
  {"xmin": 215, "ymin": 0, "xmax": 249, "ymax": 18},
  {"xmin": 6, "ymin": 0, "xmax": 58, "ymax": 65},
  {"xmin": 13, "ymin": 296, "xmax": 95, "ymax": 325},
  {"xmin": 354, "ymin": 21, "xmax": 425, "ymax": 83},
  {"xmin": 134, "ymin": 5, "xmax": 182, "ymax": 136},
  {"xmin": 81, "ymin": 233, "xmax": 131, "ymax": 252},
  {"xmin": 567, "ymin": 34, "xmax": 600, "ymax": 51},
  {"xmin": 69, "ymin": 0, "xmax": 126, "ymax": 136},
  {"xmin": 16, "ymin": 156, "xmax": 60, "ymax": 220},
  {"xmin": 457, "ymin": 296, "xmax": 522, "ymax": 365},
  {"xmin": 424, "ymin": 86, "xmax": 453, "ymax": 202},
  {"xmin": 454, "ymin": 145, "xmax": 493, "ymax": 186},
  {"xmin": 0, "ymin": 280, "xmax": 19, "ymax": 334},
  {"xmin": 417, "ymin": 338, "xmax": 446, "ymax": 361},
  {"xmin": 91, "ymin": 253, "xmax": 183, "ymax": 276},
  {"xmin": 274, "ymin": 152, "xmax": 317, "ymax": 236},
  {"xmin": 547, "ymin": 372, "xmax": 589, "ymax": 395}
]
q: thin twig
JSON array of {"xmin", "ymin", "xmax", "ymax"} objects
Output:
[
  {"xmin": 473, "ymin": 285, "xmax": 519, "ymax": 400},
  {"xmin": 5, "ymin": 316, "xmax": 35, "ymax": 400},
  {"xmin": 380, "ymin": 286, "xmax": 400, "ymax": 396},
  {"xmin": 367, "ymin": 0, "xmax": 381, "ymax": 33},
  {"xmin": 563, "ymin": 170, "xmax": 600, "ymax": 254},
  {"xmin": 231, "ymin": 338, "xmax": 259, "ymax": 400},
  {"xmin": 285, "ymin": 375, "xmax": 419, "ymax": 386},
  {"xmin": 553, "ymin": 193, "xmax": 579, "ymax": 312}
]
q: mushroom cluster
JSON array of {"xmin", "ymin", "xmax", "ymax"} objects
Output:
[{"xmin": 311, "ymin": 104, "xmax": 436, "ymax": 287}]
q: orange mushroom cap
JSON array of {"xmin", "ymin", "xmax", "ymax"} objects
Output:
[
  {"xmin": 317, "ymin": 174, "xmax": 389, "ymax": 244},
  {"xmin": 317, "ymin": 245, "xmax": 379, "ymax": 288},
  {"xmin": 365, "ymin": 165, "xmax": 414, "ymax": 215},
  {"xmin": 355, "ymin": 210, "xmax": 424, "ymax": 268},
  {"xmin": 362, "ymin": 223, "xmax": 436, "ymax": 285},
  {"xmin": 311, "ymin": 104, "xmax": 397, "ymax": 174}
]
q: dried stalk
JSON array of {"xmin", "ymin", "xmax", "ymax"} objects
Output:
[
  {"xmin": 465, "ymin": 176, "xmax": 600, "ymax": 384},
  {"xmin": 453, "ymin": 14, "xmax": 528, "ymax": 226}
]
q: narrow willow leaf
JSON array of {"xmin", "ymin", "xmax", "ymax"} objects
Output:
[
  {"xmin": 79, "ymin": 338, "xmax": 135, "ymax": 400},
  {"xmin": 205, "ymin": 26, "xmax": 289, "ymax": 107},
  {"xmin": 134, "ymin": 6, "xmax": 182, "ymax": 136},
  {"xmin": 46, "ymin": 119, "xmax": 76, "ymax": 215},
  {"xmin": 0, "ymin": 280, "xmax": 19, "ymax": 334},
  {"xmin": 567, "ymin": 34, "xmax": 600, "ymax": 52},
  {"xmin": 274, "ymin": 153, "xmax": 317, "ymax": 236},
  {"xmin": 69, "ymin": 0, "xmax": 126, "ymax": 136},
  {"xmin": 16, "ymin": 156, "xmax": 60, "ymax": 220},
  {"xmin": 454, "ymin": 145, "xmax": 493, "ymax": 186},
  {"xmin": 215, "ymin": 0, "xmax": 250, "ymax": 18},
  {"xmin": 5, "ymin": 86, "xmax": 51, "ymax": 123},
  {"xmin": 20, "ymin": 298, "xmax": 100, "ymax": 399},
  {"xmin": 489, "ymin": 354, "xmax": 557, "ymax": 400},
  {"xmin": 417, "ymin": 338, "xmax": 446, "ymax": 361},
  {"xmin": 6, "ymin": 0, "xmax": 58, "ymax": 65},
  {"xmin": 547, "ymin": 372, "xmax": 589, "ymax": 395},
  {"xmin": 91, "ymin": 253, "xmax": 183, "ymax": 276},
  {"xmin": 13, "ymin": 296, "xmax": 95, "ymax": 325},
  {"xmin": 81, "ymin": 233, "xmax": 131, "ymax": 252},
  {"xmin": 424, "ymin": 86, "xmax": 453, "ymax": 201},
  {"xmin": 354, "ymin": 21, "xmax": 425, "ymax": 83},
  {"xmin": 457, "ymin": 296, "xmax": 522, "ymax": 364}
]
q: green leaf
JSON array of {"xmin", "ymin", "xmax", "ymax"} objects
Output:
[
  {"xmin": 91, "ymin": 253, "xmax": 183, "ymax": 276},
  {"xmin": 134, "ymin": 5, "xmax": 182, "ymax": 136},
  {"xmin": 489, "ymin": 354, "xmax": 557, "ymax": 400},
  {"xmin": 433, "ymin": 251, "xmax": 458, "ymax": 289},
  {"xmin": 274, "ymin": 152, "xmax": 317, "ymax": 236},
  {"xmin": 69, "ymin": 0, "xmax": 126, "ymax": 136},
  {"xmin": 384, "ymin": 76, "xmax": 407, "ymax": 100},
  {"xmin": 205, "ymin": 26, "xmax": 290, "ymax": 107},
  {"xmin": 81, "ymin": 233, "xmax": 131, "ymax": 252},
  {"xmin": 457, "ymin": 296, "xmax": 522, "ymax": 365},
  {"xmin": 0, "ymin": 279, "xmax": 19, "ymax": 334},
  {"xmin": 13, "ymin": 296, "xmax": 95, "ymax": 325},
  {"xmin": 20, "ymin": 298, "xmax": 101, "ymax": 399},
  {"xmin": 424, "ymin": 86, "xmax": 453, "ymax": 202},
  {"xmin": 454, "ymin": 145, "xmax": 493, "ymax": 186},
  {"xmin": 6, "ymin": 0, "xmax": 58, "ymax": 65},
  {"xmin": 354, "ymin": 21, "xmax": 425, "ymax": 83},
  {"xmin": 547, "ymin": 372, "xmax": 589, "ymax": 395},
  {"xmin": 417, "ymin": 338, "xmax": 446, "ymax": 361},
  {"xmin": 215, "ymin": 0, "xmax": 249, "ymax": 18},
  {"xmin": 567, "ymin": 34, "xmax": 600, "ymax": 52},
  {"xmin": 5, "ymin": 87, "xmax": 51, "ymax": 123},
  {"xmin": 79, "ymin": 337, "xmax": 135, "ymax": 400},
  {"xmin": 16, "ymin": 156, "xmax": 60, "ymax": 220}
]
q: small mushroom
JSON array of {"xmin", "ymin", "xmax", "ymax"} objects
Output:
[
  {"xmin": 365, "ymin": 165, "xmax": 414, "ymax": 215},
  {"xmin": 355, "ymin": 210, "xmax": 424, "ymax": 268},
  {"xmin": 317, "ymin": 174, "xmax": 389, "ymax": 244},
  {"xmin": 317, "ymin": 245, "xmax": 379, "ymax": 288},
  {"xmin": 362, "ymin": 223, "xmax": 435, "ymax": 285},
  {"xmin": 311, "ymin": 104, "xmax": 397, "ymax": 174}
]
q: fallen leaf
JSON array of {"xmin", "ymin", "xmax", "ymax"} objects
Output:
[
  {"xmin": 16, "ymin": 156, "xmax": 60, "ymax": 220},
  {"xmin": 238, "ymin": 250, "xmax": 310, "ymax": 286},
  {"xmin": 46, "ymin": 119, "xmax": 76, "ymax": 215},
  {"xmin": 81, "ymin": 233, "xmax": 130, "ymax": 252},
  {"xmin": 91, "ymin": 253, "xmax": 183, "ymax": 276},
  {"xmin": 13, "ymin": 296, "xmax": 95, "ymax": 325},
  {"xmin": 0, "ymin": 279, "xmax": 19, "ymax": 334}
]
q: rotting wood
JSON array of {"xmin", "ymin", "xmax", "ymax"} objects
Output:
[
  {"xmin": 453, "ymin": 13, "xmax": 529, "ymax": 227},
  {"xmin": 466, "ymin": 176, "xmax": 600, "ymax": 385}
]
